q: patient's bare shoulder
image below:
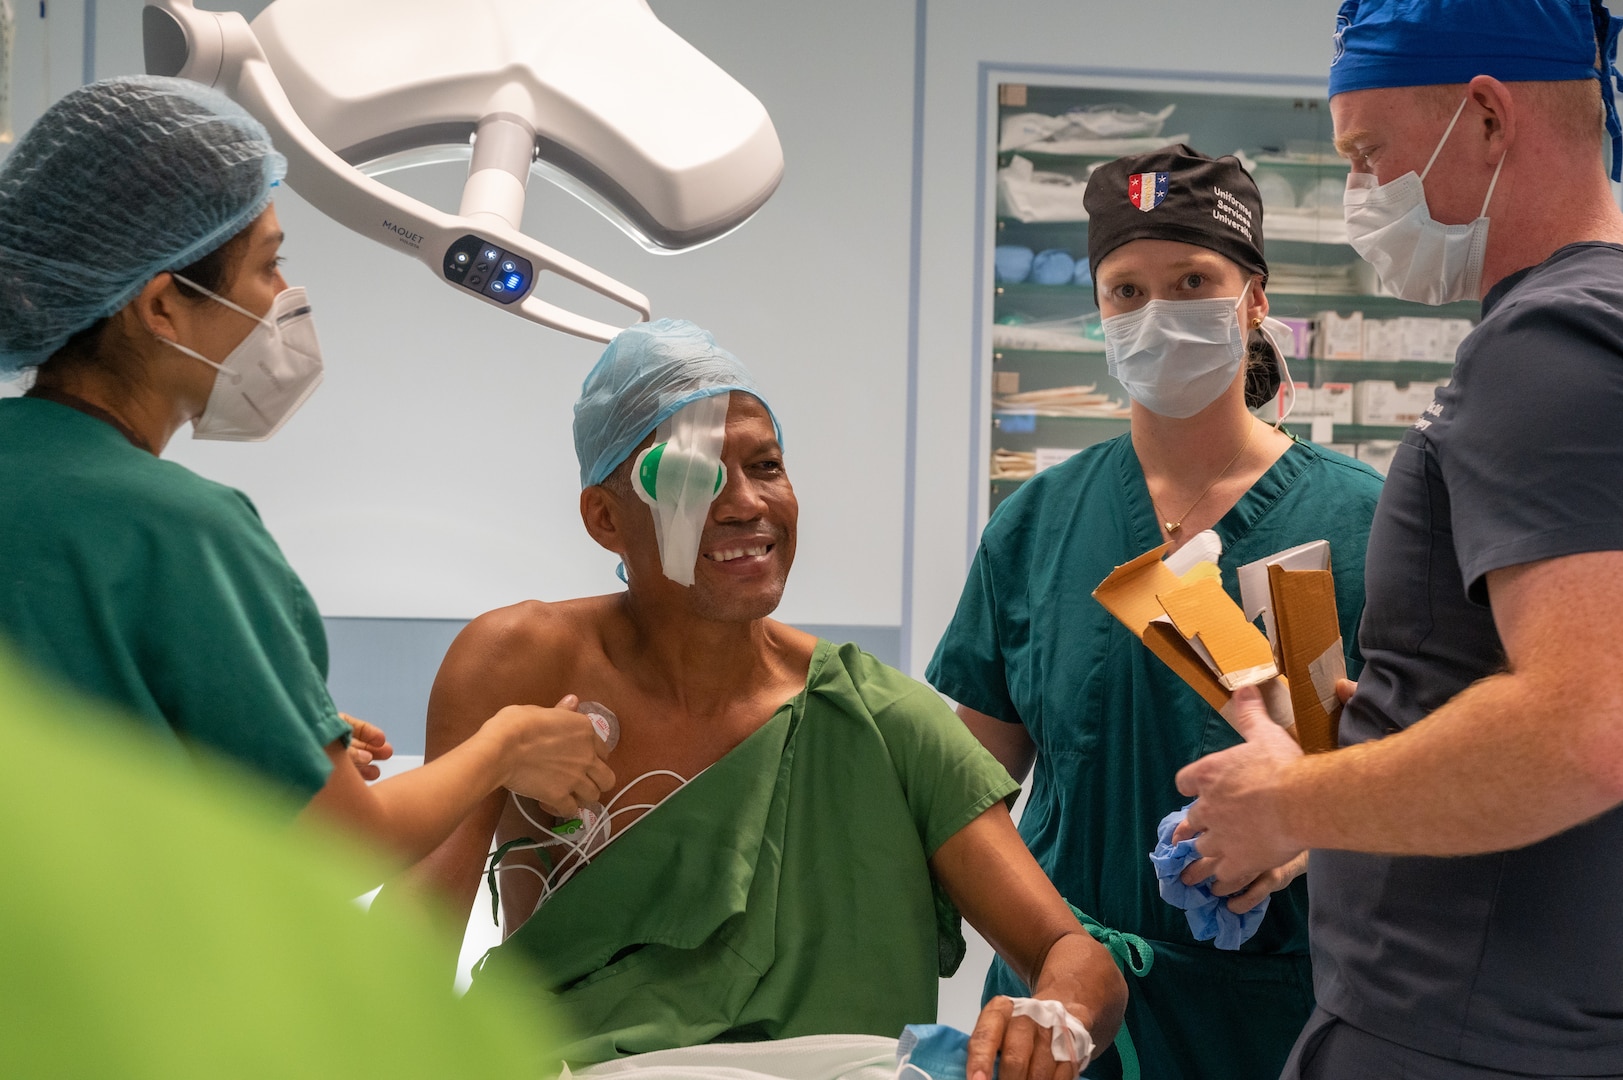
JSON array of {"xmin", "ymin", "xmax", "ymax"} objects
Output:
[{"xmin": 425, "ymin": 596, "xmax": 614, "ymax": 753}]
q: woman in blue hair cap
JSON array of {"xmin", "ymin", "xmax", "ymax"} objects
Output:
[{"xmin": 0, "ymin": 76, "xmax": 611, "ymax": 867}]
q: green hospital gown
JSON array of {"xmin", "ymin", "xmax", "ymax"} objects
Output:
[
  {"xmin": 0, "ymin": 397, "xmax": 348, "ymax": 799},
  {"xmin": 927, "ymin": 435, "xmax": 1383, "ymax": 1080},
  {"xmin": 470, "ymin": 640, "xmax": 1020, "ymax": 1067}
]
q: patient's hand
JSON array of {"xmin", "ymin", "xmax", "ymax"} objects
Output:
[
  {"xmin": 341, "ymin": 713, "xmax": 393, "ymax": 782},
  {"xmin": 968, "ymin": 995, "xmax": 1081, "ymax": 1080},
  {"xmin": 932, "ymin": 805, "xmax": 1124, "ymax": 1080}
]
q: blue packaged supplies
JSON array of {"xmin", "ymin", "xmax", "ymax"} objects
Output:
[
  {"xmin": 994, "ymin": 245, "xmax": 1035, "ymax": 283},
  {"xmin": 1030, "ymin": 248, "xmax": 1076, "ymax": 285}
]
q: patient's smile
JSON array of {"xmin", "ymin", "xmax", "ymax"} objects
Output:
[{"xmin": 705, "ymin": 544, "xmax": 772, "ymax": 563}]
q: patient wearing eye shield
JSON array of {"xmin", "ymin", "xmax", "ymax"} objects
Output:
[{"xmin": 397, "ymin": 319, "xmax": 1127, "ymax": 1078}]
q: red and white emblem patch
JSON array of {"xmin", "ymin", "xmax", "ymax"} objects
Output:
[{"xmin": 1127, "ymin": 171, "xmax": 1169, "ymax": 212}]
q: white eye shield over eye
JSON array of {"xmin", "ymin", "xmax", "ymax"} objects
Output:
[{"xmin": 631, "ymin": 393, "xmax": 731, "ymax": 587}]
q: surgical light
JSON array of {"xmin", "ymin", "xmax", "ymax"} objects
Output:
[{"xmin": 142, "ymin": 0, "xmax": 785, "ymax": 342}]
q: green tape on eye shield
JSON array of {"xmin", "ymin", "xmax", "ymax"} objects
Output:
[{"xmin": 637, "ymin": 442, "xmax": 724, "ymax": 500}]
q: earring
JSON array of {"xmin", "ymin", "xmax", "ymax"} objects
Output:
[{"xmin": 1250, "ymin": 316, "xmax": 1263, "ymax": 329}]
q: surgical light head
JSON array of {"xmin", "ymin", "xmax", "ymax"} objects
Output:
[
  {"xmin": 575, "ymin": 318, "xmax": 781, "ymax": 587},
  {"xmin": 0, "ymin": 75, "xmax": 285, "ymax": 376},
  {"xmin": 142, "ymin": 0, "xmax": 786, "ymax": 342}
]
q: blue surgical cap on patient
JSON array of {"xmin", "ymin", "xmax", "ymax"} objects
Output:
[
  {"xmin": 0, "ymin": 75, "xmax": 287, "ymax": 375},
  {"xmin": 1328, "ymin": 0, "xmax": 1623, "ymax": 178},
  {"xmin": 574, "ymin": 318, "xmax": 782, "ymax": 488}
]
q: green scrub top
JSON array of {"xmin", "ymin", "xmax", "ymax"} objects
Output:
[
  {"xmin": 927, "ymin": 434, "xmax": 1383, "ymax": 1080},
  {"xmin": 0, "ymin": 644, "xmax": 559, "ymax": 1079},
  {"xmin": 474, "ymin": 641, "xmax": 1021, "ymax": 1066},
  {"xmin": 0, "ymin": 396, "xmax": 348, "ymax": 799}
]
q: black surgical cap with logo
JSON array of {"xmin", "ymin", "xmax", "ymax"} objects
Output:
[
  {"xmin": 1084, "ymin": 144, "xmax": 1279, "ymax": 407},
  {"xmin": 1085, "ymin": 143, "xmax": 1268, "ymax": 285}
]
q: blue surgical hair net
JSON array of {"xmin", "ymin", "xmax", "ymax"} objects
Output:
[
  {"xmin": 574, "ymin": 318, "xmax": 783, "ymax": 488},
  {"xmin": 0, "ymin": 75, "xmax": 287, "ymax": 375}
]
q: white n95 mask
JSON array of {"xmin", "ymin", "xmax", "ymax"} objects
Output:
[
  {"xmin": 632, "ymin": 392, "xmax": 729, "ymax": 586},
  {"xmin": 1103, "ymin": 294, "xmax": 1247, "ymax": 419},
  {"xmin": 1343, "ymin": 96, "xmax": 1505, "ymax": 306},
  {"xmin": 162, "ymin": 276, "xmax": 325, "ymax": 441}
]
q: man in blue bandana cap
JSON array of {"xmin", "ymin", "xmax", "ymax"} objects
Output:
[{"xmin": 1171, "ymin": 2, "xmax": 1623, "ymax": 1077}]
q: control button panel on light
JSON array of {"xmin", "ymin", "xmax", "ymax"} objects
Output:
[{"xmin": 442, "ymin": 234, "xmax": 534, "ymax": 305}]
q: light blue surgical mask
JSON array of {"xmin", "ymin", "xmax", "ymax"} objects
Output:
[
  {"xmin": 895, "ymin": 1024, "xmax": 985, "ymax": 1080},
  {"xmin": 1103, "ymin": 293, "xmax": 1247, "ymax": 419}
]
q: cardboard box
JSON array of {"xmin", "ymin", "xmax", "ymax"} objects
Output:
[
  {"xmin": 1361, "ymin": 318, "xmax": 1404, "ymax": 361},
  {"xmin": 1093, "ymin": 542, "xmax": 1294, "ymax": 732},
  {"xmin": 1034, "ymin": 446, "xmax": 1081, "ymax": 472},
  {"xmin": 1288, "ymin": 383, "xmax": 1317, "ymax": 416},
  {"xmin": 1236, "ymin": 541, "xmax": 1345, "ymax": 754},
  {"xmin": 1273, "ymin": 317, "xmax": 1313, "ymax": 360},
  {"xmin": 1314, "ymin": 311, "xmax": 1364, "ymax": 359},
  {"xmin": 1438, "ymin": 318, "xmax": 1474, "ymax": 358},
  {"xmin": 1398, "ymin": 317, "xmax": 1444, "ymax": 361},
  {"xmin": 1317, "ymin": 382, "xmax": 1355, "ymax": 424},
  {"xmin": 1353, "ymin": 380, "xmax": 1442, "ymax": 426},
  {"xmin": 1356, "ymin": 439, "xmax": 1401, "ymax": 476}
]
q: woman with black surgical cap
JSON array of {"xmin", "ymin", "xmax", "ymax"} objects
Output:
[
  {"xmin": 0, "ymin": 76, "xmax": 612, "ymax": 869},
  {"xmin": 929, "ymin": 146, "xmax": 1383, "ymax": 1079}
]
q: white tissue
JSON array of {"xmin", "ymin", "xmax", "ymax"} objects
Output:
[{"xmin": 1007, "ymin": 997, "xmax": 1094, "ymax": 1064}]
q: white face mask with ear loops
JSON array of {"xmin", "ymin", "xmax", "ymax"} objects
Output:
[
  {"xmin": 631, "ymin": 392, "xmax": 730, "ymax": 586},
  {"xmin": 160, "ymin": 275, "xmax": 325, "ymax": 441},
  {"xmin": 1342, "ymin": 96, "xmax": 1506, "ymax": 306}
]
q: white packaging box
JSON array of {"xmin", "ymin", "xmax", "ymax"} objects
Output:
[
  {"xmin": 1034, "ymin": 447, "xmax": 1082, "ymax": 473},
  {"xmin": 1273, "ymin": 317, "xmax": 1313, "ymax": 359},
  {"xmin": 1399, "ymin": 317, "xmax": 1444, "ymax": 361},
  {"xmin": 1357, "ymin": 440, "xmax": 1402, "ymax": 476},
  {"xmin": 1318, "ymin": 382, "xmax": 1355, "ymax": 423},
  {"xmin": 1354, "ymin": 380, "xmax": 1443, "ymax": 426},
  {"xmin": 1437, "ymin": 318, "xmax": 1474, "ymax": 359},
  {"xmin": 1361, "ymin": 318, "xmax": 1404, "ymax": 361},
  {"xmin": 1288, "ymin": 382, "xmax": 1319, "ymax": 415},
  {"xmin": 1314, "ymin": 311, "xmax": 1365, "ymax": 359}
]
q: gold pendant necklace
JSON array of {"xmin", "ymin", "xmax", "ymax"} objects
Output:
[{"xmin": 1149, "ymin": 420, "xmax": 1257, "ymax": 536}]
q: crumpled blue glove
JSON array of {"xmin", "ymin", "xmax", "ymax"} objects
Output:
[{"xmin": 1149, "ymin": 802, "xmax": 1268, "ymax": 951}]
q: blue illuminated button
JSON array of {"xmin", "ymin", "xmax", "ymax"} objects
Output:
[
  {"xmin": 484, "ymin": 249, "xmax": 499, "ymax": 261},
  {"xmin": 491, "ymin": 281, "xmax": 505, "ymax": 292},
  {"xmin": 501, "ymin": 260, "xmax": 516, "ymax": 273},
  {"xmin": 504, "ymin": 273, "xmax": 523, "ymax": 290}
]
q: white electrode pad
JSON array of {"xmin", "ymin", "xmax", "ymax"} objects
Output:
[{"xmin": 633, "ymin": 392, "xmax": 730, "ymax": 586}]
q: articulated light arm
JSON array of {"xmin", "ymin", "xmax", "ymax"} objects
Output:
[{"xmin": 146, "ymin": 0, "xmax": 650, "ymax": 342}]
